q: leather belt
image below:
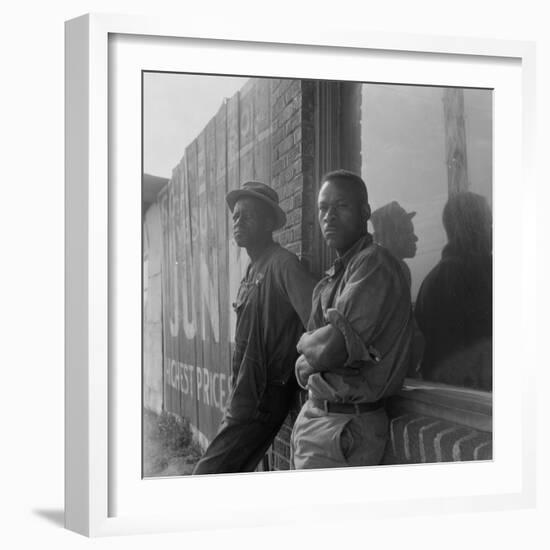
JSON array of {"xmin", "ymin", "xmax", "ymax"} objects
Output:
[{"xmin": 309, "ymin": 397, "xmax": 384, "ymax": 415}]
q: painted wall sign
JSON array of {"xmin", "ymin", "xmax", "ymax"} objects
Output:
[{"xmin": 159, "ymin": 79, "xmax": 273, "ymax": 441}]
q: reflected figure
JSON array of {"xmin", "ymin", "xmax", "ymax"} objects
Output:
[
  {"xmin": 370, "ymin": 201, "xmax": 418, "ymax": 287},
  {"xmin": 415, "ymin": 192, "xmax": 492, "ymax": 391}
]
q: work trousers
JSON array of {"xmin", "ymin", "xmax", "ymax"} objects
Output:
[
  {"xmin": 192, "ymin": 383, "xmax": 295, "ymax": 475},
  {"xmin": 291, "ymin": 399, "xmax": 389, "ymax": 469}
]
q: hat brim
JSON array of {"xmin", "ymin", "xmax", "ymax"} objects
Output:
[{"xmin": 226, "ymin": 189, "xmax": 287, "ymax": 230}]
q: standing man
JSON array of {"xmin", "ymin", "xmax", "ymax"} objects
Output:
[
  {"xmin": 193, "ymin": 181, "xmax": 317, "ymax": 475},
  {"xmin": 291, "ymin": 170, "xmax": 413, "ymax": 469}
]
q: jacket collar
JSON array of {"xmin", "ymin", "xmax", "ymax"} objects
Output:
[{"xmin": 325, "ymin": 233, "xmax": 373, "ymax": 277}]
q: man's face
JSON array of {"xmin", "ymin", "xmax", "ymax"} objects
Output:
[
  {"xmin": 318, "ymin": 179, "xmax": 367, "ymax": 255},
  {"xmin": 390, "ymin": 217, "xmax": 418, "ymax": 259},
  {"xmin": 231, "ymin": 197, "xmax": 272, "ymax": 248}
]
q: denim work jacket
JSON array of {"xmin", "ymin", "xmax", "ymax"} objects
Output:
[{"xmin": 225, "ymin": 242, "xmax": 317, "ymax": 421}]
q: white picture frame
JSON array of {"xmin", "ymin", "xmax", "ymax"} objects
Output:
[{"xmin": 65, "ymin": 13, "xmax": 537, "ymax": 537}]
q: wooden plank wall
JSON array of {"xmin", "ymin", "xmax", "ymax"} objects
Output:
[
  {"xmin": 143, "ymin": 202, "xmax": 164, "ymax": 415},
  {"xmin": 159, "ymin": 78, "xmax": 273, "ymax": 443}
]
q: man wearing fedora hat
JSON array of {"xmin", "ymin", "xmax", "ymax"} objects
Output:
[
  {"xmin": 291, "ymin": 170, "xmax": 414, "ymax": 469},
  {"xmin": 193, "ymin": 181, "xmax": 317, "ymax": 475}
]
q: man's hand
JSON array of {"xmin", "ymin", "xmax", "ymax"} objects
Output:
[{"xmin": 296, "ymin": 324, "xmax": 347, "ymax": 372}]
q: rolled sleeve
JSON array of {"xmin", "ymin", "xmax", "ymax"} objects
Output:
[
  {"xmin": 325, "ymin": 308, "xmax": 380, "ymax": 366},
  {"xmin": 295, "ymin": 364, "xmax": 309, "ymax": 389},
  {"xmin": 330, "ymin": 253, "xmax": 402, "ymax": 365}
]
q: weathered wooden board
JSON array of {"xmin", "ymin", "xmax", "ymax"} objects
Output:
[{"xmin": 159, "ymin": 78, "xmax": 273, "ymax": 443}]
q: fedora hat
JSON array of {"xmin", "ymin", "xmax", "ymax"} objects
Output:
[
  {"xmin": 226, "ymin": 181, "xmax": 287, "ymax": 230},
  {"xmin": 371, "ymin": 201, "xmax": 416, "ymax": 230}
]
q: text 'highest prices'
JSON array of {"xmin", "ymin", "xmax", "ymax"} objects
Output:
[{"xmin": 165, "ymin": 358, "xmax": 231, "ymax": 413}]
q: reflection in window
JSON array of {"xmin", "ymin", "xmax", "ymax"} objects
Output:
[{"xmin": 361, "ymin": 84, "xmax": 492, "ymax": 391}]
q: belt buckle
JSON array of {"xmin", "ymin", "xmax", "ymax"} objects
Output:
[{"xmin": 353, "ymin": 403, "xmax": 361, "ymax": 416}]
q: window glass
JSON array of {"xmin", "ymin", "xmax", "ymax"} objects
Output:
[
  {"xmin": 464, "ymin": 89, "xmax": 492, "ymax": 203},
  {"xmin": 361, "ymin": 84, "xmax": 492, "ymax": 391}
]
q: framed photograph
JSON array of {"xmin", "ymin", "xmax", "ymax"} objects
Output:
[{"xmin": 65, "ymin": 13, "xmax": 536, "ymax": 537}]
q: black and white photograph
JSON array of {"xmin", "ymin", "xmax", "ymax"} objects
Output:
[
  {"xmin": 142, "ymin": 73, "xmax": 493, "ymax": 477},
  {"xmin": 2, "ymin": 0, "xmax": 547, "ymax": 544}
]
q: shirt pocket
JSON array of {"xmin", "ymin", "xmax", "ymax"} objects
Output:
[{"xmin": 232, "ymin": 274, "xmax": 263, "ymax": 314}]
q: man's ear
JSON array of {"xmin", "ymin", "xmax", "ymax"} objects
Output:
[{"xmin": 362, "ymin": 203, "xmax": 371, "ymax": 223}]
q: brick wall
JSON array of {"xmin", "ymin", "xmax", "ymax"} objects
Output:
[
  {"xmin": 383, "ymin": 381, "xmax": 492, "ymax": 464},
  {"xmin": 266, "ymin": 79, "xmax": 317, "ymax": 470},
  {"xmin": 383, "ymin": 411, "xmax": 492, "ymax": 464},
  {"xmin": 270, "ymin": 79, "xmax": 316, "ymax": 267}
]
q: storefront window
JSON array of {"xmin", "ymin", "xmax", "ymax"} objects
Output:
[{"xmin": 361, "ymin": 84, "xmax": 492, "ymax": 391}]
